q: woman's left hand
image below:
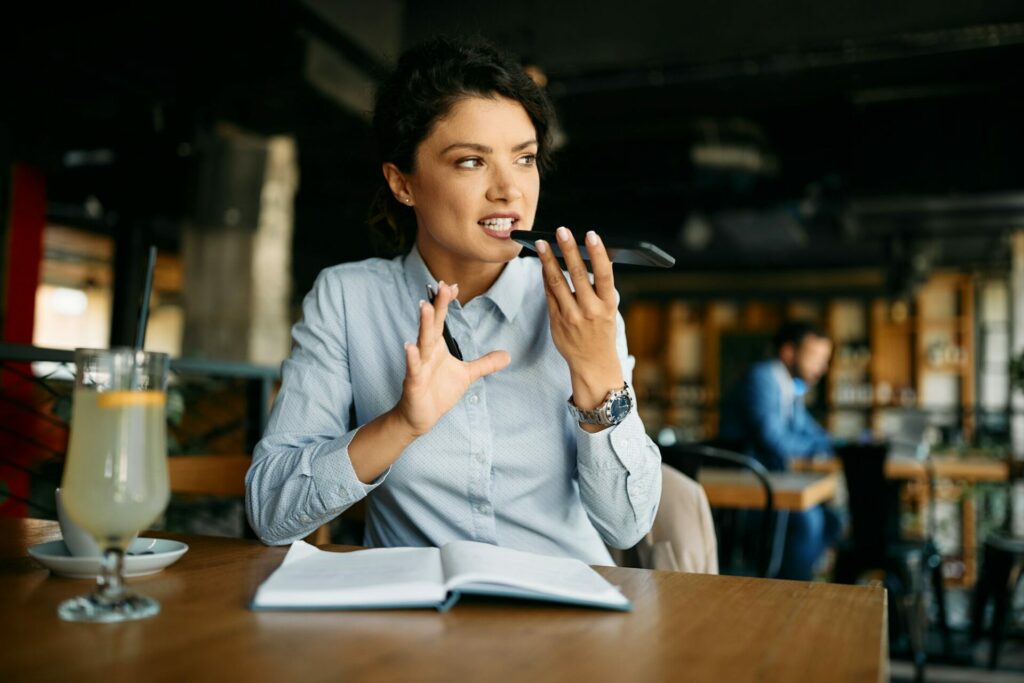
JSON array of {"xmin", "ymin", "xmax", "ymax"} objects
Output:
[{"xmin": 536, "ymin": 227, "xmax": 624, "ymax": 423}]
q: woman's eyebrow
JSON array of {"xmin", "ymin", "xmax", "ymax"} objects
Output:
[
  {"xmin": 440, "ymin": 139, "xmax": 537, "ymax": 155},
  {"xmin": 441, "ymin": 142, "xmax": 491, "ymax": 155}
]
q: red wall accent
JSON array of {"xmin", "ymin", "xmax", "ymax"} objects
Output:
[
  {"xmin": 3, "ymin": 164, "xmax": 46, "ymax": 343},
  {"xmin": 1, "ymin": 164, "xmax": 47, "ymax": 516}
]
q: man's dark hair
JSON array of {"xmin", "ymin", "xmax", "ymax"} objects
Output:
[
  {"xmin": 773, "ymin": 320, "xmax": 828, "ymax": 353},
  {"xmin": 368, "ymin": 35, "xmax": 557, "ymax": 255}
]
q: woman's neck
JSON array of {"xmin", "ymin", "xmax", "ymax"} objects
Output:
[{"xmin": 416, "ymin": 240, "xmax": 507, "ymax": 304}]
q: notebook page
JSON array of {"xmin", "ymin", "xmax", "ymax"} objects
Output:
[
  {"xmin": 253, "ymin": 542, "xmax": 446, "ymax": 608},
  {"xmin": 440, "ymin": 541, "xmax": 628, "ymax": 607}
]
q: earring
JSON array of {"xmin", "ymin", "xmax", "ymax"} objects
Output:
[{"xmin": 404, "ymin": 198, "xmax": 412, "ymax": 204}]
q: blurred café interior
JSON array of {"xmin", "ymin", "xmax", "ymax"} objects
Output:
[{"xmin": 3, "ymin": 1, "xmax": 1024, "ymax": 679}]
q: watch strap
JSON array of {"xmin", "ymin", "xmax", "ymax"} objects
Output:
[{"xmin": 567, "ymin": 382, "xmax": 632, "ymax": 426}]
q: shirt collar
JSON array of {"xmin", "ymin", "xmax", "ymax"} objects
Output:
[
  {"xmin": 770, "ymin": 359, "xmax": 797, "ymax": 390},
  {"xmin": 402, "ymin": 245, "xmax": 436, "ymax": 306},
  {"xmin": 478, "ymin": 255, "xmax": 527, "ymax": 322},
  {"xmin": 402, "ymin": 245, "xmax": 527, "ymax": 323}
]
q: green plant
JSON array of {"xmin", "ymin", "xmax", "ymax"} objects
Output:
[{"xmin": 1011, "ymin": 350, "xmax": 1024, "ymax": 392}]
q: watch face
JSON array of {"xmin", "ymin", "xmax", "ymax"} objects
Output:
[{"xmin": 608, "ymin": 392, "xmax": 632, "ymax": 422}]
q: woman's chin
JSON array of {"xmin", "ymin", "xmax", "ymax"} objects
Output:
[
  {"xmin": 470, "ymin": 230, "xmax": 522, "ymax": 259},
  {"xmin": 495, "ymin": 238, "xmax": 525, "ymax": 260}
]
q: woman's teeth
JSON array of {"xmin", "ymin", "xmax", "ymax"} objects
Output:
[{"xmin": 479, "ymin": 217, "xmax": 516, "ymax": 231}]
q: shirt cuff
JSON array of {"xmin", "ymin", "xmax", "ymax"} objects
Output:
[
  {"xmin": 575, "ymin": 407, "xmax": 650, "ymax": 473},
  {"xmin": 308, "ymin": 425, "xmax": 390, "ymax": 509}
]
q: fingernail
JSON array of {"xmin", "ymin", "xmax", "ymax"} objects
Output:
[
  {"xmin": 586, "ymin": 230, "xmax": 598, "ymax": 245},
  {"xmin": 556, "ymin": 227, "xmax": 570, "ymax": 242},
  {"xmin": 452, "ymin": 283, "xmax": 459, "ymax": 292},
  {"xmin": 535, "ymin": 240, "xmax": 548, "ymax": 254},
  {"xmin": 418, "ymin": 299, "xmax": 427, "ymax": 308},
  {"xmin": 438, "ymin": 280, "xmax": 445, "ymax": 287}
]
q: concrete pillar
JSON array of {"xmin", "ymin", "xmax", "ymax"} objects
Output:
[
  {"xmin": 1010, "ymin": 231, "xmax": 1024, "ymax": 533},
  {"xmin": 250, "ymin": 138, "xmax": 298, "ymax": 366},
  {"xmin": 182, "ymin": 126, "xmax": 297, "ymax": 365}
]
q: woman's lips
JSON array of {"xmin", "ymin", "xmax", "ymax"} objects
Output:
[{"xmin": 478, "ymin": 217, "xmax": 518, "ymax": 239}]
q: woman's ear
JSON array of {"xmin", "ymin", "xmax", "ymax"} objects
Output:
[{"xmin": 382, "ymin": 163, "xmax": 415, "ymax": 206}]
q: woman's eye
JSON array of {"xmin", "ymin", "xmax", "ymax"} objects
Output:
[
  {"xmin": 516, "ymin": 154, "xmax": 537, "ymax": 166},
  {"xmin": 456, "ymin": 157, "xmax": 483, "ymax": 169}
]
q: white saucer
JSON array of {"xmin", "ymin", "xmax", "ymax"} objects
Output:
[{"xmin": 28, "ymin": 538, "xmax": 189, "ymax": 579}]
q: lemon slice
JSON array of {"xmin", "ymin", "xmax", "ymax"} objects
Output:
[{"xmin": 96, "ymin": 390, "xmax": 166, "ymax": 408}]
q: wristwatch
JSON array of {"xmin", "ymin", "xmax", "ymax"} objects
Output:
[{"xmin": 567, "ymin": 383, "xmax": 633, "ymax": 426}]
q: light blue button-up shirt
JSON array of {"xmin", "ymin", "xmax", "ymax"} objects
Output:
[{"xmin": 245, "ymin": 246, "xmax": 662, "ymax": 564}]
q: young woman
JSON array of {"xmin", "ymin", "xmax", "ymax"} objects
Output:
[{"xmin": 245, "ymin": 37, "xmax": 661, "ymax": 564}]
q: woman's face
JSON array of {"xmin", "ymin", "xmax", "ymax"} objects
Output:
[{"xmin": 401, "ymin": 96, "xmax": 540, "ymax": 273}]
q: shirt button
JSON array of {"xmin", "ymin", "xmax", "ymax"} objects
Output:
[
  {"xmin": 475, "ymin": 451, "xmax": 486, "ymax": 464},
  {"xmin": 475, "ymin": 503, "xmax": 488, "ymax": 514},
  {"xmin": 299, "ymin": 514, "xmax": 312, "ymax": 524},
  {"xmin": 468, "ymin": 394, "xmax": 479, "ymax": 405}
]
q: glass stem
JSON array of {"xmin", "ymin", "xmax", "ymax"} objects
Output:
[{"xmin": 97, "ymin": 547, "xmax": 126, "ymax": 603}]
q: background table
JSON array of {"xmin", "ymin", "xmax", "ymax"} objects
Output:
[
  {"xmin": 699, "ymin": 469, "xmax": 839, "ymax": 511},
  {"xmin": 885, "ymin": 453, "xmax": 1009, "ymax": 482},
  {"xmin": 1, "ymin": 519, "xmax": 886, "ymax": 682},
  {"xmin": 793, "ymin": 453, "xmax": 1010, "ymax": 586},
  {"xmin": 793, "ymin": 453, "xmax": 1009, "ymax": 483}
]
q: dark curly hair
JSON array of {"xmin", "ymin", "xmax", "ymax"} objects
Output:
[{"xmin": 369, "ymin": 36, "xmax": 557, "ymax": 255}]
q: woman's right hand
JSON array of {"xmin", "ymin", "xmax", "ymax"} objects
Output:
[{"xmin": 393, "ymin": 282, "xmax": 511, "ymax": 437}]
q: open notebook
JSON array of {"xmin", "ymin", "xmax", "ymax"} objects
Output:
[{"xmin": 251, "ymin": 540, "xmax": 631, "ymax": 612}]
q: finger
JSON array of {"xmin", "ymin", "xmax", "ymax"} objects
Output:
[
  {"xmin": 432, "ymin": 281, "xmax": 456, "ymax": 339},
  {"xmin": 535, "ymin": 238, "xmax": 577, "ymax": 317},
  {"xmin": 583, "ymin": 230, "xmax": 616, "ymax": 301},
  {"xmin": 554, "ymin": 226, "xmax": 600, "ymax": 307},
  {"xmin": 465, "ymin": 350, "xmax": 511, "ymax": 383},
  {"xmin": 541, "ymin": 275, "xmax": 561, "ymax": 319},
  {"xmin": 404, "ymin": 341, "xmax": 422, "ymax": 378},
  {"xmin": 416, "ymin": 300, "xmax": 436, "ymax": 354}
]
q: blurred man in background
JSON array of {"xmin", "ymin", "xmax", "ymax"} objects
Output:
[{"xmin": 719, "ymin": 321, "xmax": 839, "ymax": 580}]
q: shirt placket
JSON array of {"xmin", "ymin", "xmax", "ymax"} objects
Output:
[{"xmin": 450, "ymin": 306, "xmax": 497, "ymax": 544}]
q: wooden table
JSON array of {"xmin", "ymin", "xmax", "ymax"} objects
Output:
[
  {"xmin": 699, "ymin": 469, "xmax": 839, "ymax": 511},
  {"xmin": 886, "ymin": 454, "xmax": 1009, "ymax": 482},
  {"xmin": 2, "ymin": 519, "xmax": 886, "ymax": 682},
  {"xmin": 793, "ymin": 453, "xmax": 1010, "ymax": 586},
  {"xmin": 886, "ymin": 453, "xmax": 1008, "ymax": 586},
  {"xmin": 793, "ymin": 453, "xmax": 1009, "ymax": 483}
]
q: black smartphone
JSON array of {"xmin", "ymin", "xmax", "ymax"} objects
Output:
[{"xmin": 510, "ymin": 230, "xmax": 675, "ymax": 268}]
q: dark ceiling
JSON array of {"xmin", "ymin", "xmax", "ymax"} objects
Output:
[{"xmin": 3, "ymin": 1, "xmax": 1024, "ymax": 298}]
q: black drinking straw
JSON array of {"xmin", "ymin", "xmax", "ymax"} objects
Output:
[{"xmin": 134, "ymin": 246, "xmax": 158, "ymax": 352}]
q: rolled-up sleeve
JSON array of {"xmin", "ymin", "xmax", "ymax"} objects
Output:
[
  {"xmin": 245, "ymin": 271, "xmax": 388, "ymax": 545},
  {"xmin": 574, "ymin": 311, "xmax": 662, "ymax": 549}
]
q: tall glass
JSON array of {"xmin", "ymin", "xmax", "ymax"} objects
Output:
[{"xmin": 58, "ymin": 348, "xmax": 170, "ymax": 623}]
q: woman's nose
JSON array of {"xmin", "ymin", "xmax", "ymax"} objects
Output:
[{"xmin": 485, "ymin": 167, "xmax": 523, "ymax": 203}]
